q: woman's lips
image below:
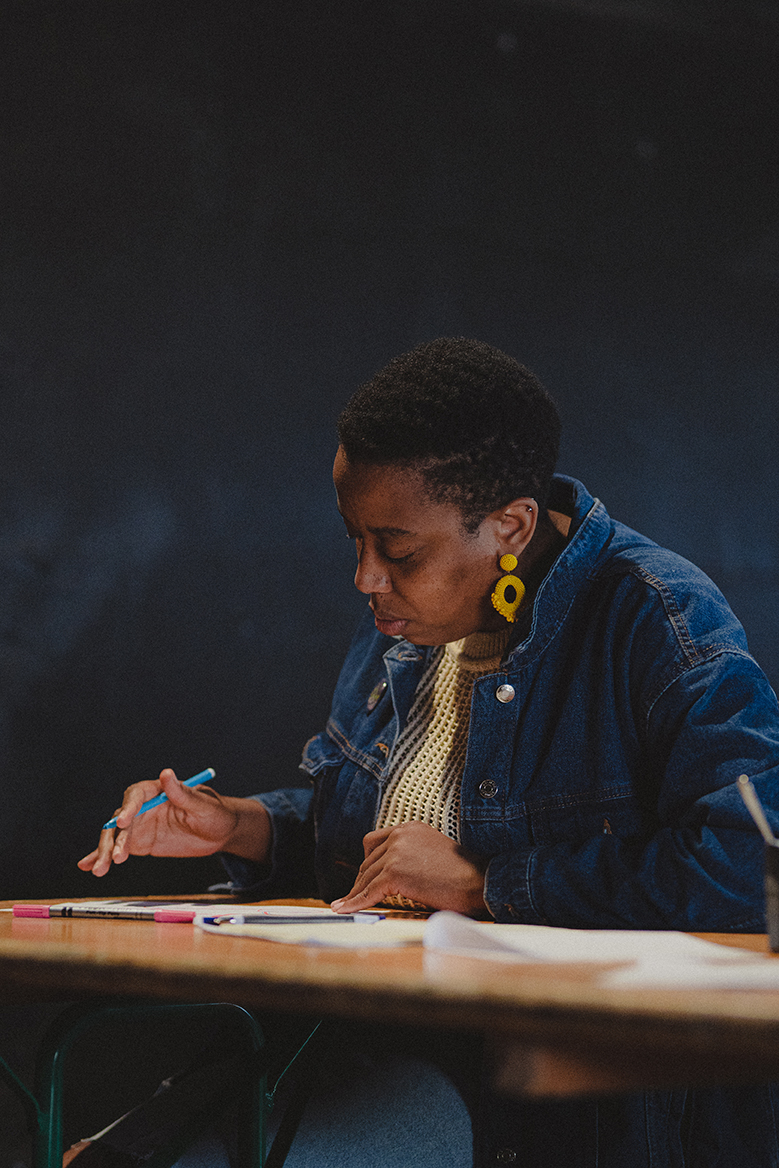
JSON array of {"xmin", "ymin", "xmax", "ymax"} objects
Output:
[{"xmin": 373, "ymin": 613, "xmax": 409, "ymax": 636}]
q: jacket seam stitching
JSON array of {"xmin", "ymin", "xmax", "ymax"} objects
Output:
[
  {"xmin": 629, "ymin": 566, "xmax": 702, "ymax": 665},
  {"xmin": 325, "ymin": 717, "xmax": 385, "ymax": 781},
  {"xmin": 643, "ymin": 646, "xmax": 759, "ymax": 731}
]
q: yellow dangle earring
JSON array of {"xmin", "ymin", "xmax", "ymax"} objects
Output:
[{"xmin": 491, "ymin": 554, "xmax": 525, "ymax": 623}]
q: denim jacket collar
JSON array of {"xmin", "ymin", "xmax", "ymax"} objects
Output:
[{"xmin": 503, "ymin": 475, "xmax": 608, "ymax": 668}]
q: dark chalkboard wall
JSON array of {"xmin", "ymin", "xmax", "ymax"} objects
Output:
[{"xmin": 1, "ymin": 0, "xmax": 777, "ymax": 899}]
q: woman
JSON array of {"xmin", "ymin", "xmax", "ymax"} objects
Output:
[{"xmin": 78, "ymin": 338, "xmax": 779, "ymax": 1166}]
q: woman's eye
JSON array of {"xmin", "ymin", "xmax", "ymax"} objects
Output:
[{"xmin": 347, "ymin": 534, "xmax": 415, "ymax": 565}]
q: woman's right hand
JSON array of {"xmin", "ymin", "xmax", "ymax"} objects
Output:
[{"xmin": 77, "ymin": 768, "xmax": 271, "ymax": 876}]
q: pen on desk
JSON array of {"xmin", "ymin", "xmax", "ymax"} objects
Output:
[
  {"xmin": 206, "ymin": 913, "xmax": 385, "ymax": 925},
  {"xmin": 102, "ymin": 768, "xmax": 216, "ymax": 830},
  {"xmin": 737, "ymin": 774, "xmax": 778, "ymax": 845}
]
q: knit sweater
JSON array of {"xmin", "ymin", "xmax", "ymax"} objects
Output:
[{"xmin": 374, "ymin": 629, "xmax": 510, "ymax": 913}]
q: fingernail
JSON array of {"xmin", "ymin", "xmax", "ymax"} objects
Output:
[{"xmin": 330, "ymin": 899, "xmax": 344, "ymax": 910}]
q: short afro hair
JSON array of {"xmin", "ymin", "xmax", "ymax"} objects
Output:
[{"xmin": 337, "ymin": 337, "xmax": 561, "ymax": 532}]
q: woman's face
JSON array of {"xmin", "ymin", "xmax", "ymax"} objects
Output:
[{"xmin": 333, "ymin": 447, "xmax": 515, "ymax": 645}]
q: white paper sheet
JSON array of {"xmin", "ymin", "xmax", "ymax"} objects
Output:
[
  {"xmin": 601, "ymin": 957, "xmax": 779, "ymax": 989},
  {"xmin": 423, "ymin": 911, "xmax": 763, "ymax": 967},
  {"xmin": 195, "ymin": 909, "xmax": 771, "ymax": 974},
  {"xmin": 195, "ymin": 915, "xmax": 427, "ymax": 947}
]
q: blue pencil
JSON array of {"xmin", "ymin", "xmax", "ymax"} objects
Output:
[{"xmin": 102, "ymin": 768, "xmax": 215, "ymax": 830}]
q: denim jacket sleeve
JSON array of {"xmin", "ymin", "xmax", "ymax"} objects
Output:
[
  {"xmin": 481, "ymin": 566, "xmax": 779, "ymax": 930},
  {"xmin": 219, "ymin": 787, "xmax": 318, "ymax": 898}
]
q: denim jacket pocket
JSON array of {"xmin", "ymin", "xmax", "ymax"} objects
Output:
[
  {"xmin": 300, "ymin": 731, "xmax": 345, "ymax": 777},
  {"xmin": 302, "ymin": 731, "xmax": 383, "ymax": 899},
  {"xmin": 300, "ymin": 732, "xmax": 347, "ymax": 827},
  {"xmin": 529, "ymin": 785, "xmax": 648, "ymax": 844}
]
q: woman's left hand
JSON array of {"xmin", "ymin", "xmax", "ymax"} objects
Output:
[{"xmin": 330, "ymin": 821, "xmax": 489, "ymax": 917}]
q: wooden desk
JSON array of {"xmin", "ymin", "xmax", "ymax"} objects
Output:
[{"xmin": 3, "ymin": 900, "xmax": 779, "ymax": 1098}]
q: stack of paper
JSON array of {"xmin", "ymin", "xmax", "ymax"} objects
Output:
[{"xmin": 195, "ymin": 909, "xmax": 779, "ymax": 988}]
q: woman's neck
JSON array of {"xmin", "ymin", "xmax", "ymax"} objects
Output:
[{"xmin": 520, "ymin": 512, "xmax": 569, "ymax": 603}]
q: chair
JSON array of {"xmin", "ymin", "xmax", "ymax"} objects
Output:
[{"xmin": 1, "ymin": 999, "xmax": 267, "ymax": 1168}]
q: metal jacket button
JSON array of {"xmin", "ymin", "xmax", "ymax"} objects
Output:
[
  {"xmin": 479, "ymin": 779, "xmax": 498, "ymax": 799},
  {"xmin": 495, "ymin": 684, "xmax": 515, "ymax": 703}
]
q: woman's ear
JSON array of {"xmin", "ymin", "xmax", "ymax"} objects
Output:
[{"xmin": 495, "ymin": 498, "xmax": 537, "ymax": 558}]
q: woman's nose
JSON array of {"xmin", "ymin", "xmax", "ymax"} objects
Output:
[{"xmin": 354, "ymin": 548, "xmax": 391, "ymax": 595}]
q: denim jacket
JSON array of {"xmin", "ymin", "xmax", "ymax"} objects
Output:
[
  {"xmin": 231, "ymin": 475, "xmax": 779, "ymax": 931},
  {"xmin": 225, "ymin": 475, "xmax": 779, "ymax": 1166}
]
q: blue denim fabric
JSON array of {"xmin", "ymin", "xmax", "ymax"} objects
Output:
[
  {"xmin": 174, "ymin": 1056, "xmax": 472, "ymax": 1168},
  {"xmin": 221, "ymin": 475, "xmax": 779, "ymax": 1167},
  {"xmin": 226, "ymin": 475, "xmax": 779, "ymax": 932}
]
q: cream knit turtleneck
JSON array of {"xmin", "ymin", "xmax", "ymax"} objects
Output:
[{"xmin": 376, "ymin": 627, "xmax": 511, "ymax": 843}]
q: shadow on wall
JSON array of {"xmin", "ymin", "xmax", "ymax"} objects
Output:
[{"xmin": 0, "ymin": 350, "xmax": 363, "ymax": 897}]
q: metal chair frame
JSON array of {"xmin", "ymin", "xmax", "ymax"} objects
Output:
[{"xmin": 1, "ymin": 999, "xmax": 267, "ymax": 1168}]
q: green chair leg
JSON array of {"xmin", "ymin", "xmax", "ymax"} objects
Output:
[
  {"xmin": 0, "ymin": 1050, "xmax": 45, "ymax": 1149},
  {"xmin": 32, "ymin": 1000, "xmax": 267, "ymax": 1168}
]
